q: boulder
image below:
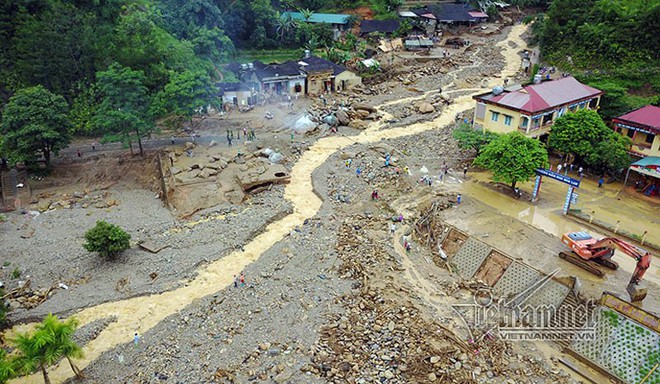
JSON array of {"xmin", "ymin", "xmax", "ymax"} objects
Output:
[
  {"xmin": 197, "ymin": 168, "xmax": 218, "ymax": 179},
  {"xmin": 348, "ymin": 119, "xmax": 368, "ymax": 130},
  {"xmin": 353, "ymin": 103, "xmax": 376, "ymax": 113},
  {"xmin": 356, "ymin": 109, "xmax": 370, "ymax": 118},
  {"xmin": 418, "ymin": 102, "xmax": 435, "ymax": 114},
  {"xmin": 170, "ymin": 167, "xmax": 181, "ymax": 175},
  {"xmin": 209, "ymin": 140, "xmax": 219, "ymax": 147},
  {"xmin": 184, "ymin": 142, "xmax": 195, "ymax": 150},
  {"xmin": 336, "ymin": 109, "xmax": 350, "ymax": 126}
]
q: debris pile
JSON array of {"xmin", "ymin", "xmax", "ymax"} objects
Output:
[
  {"xmin": 33, "ymin": 190, "xmax": 118, "ymax": 212},
  {"xmin": 309, "ymin": 214, "xmax": 574, "ymax": 383}
]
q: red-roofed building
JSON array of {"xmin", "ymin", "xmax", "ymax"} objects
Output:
[
  {"xmin": 472, "ymin": 77, "xmax": 604, "ymax": 138},
  {"xmin": 612, "ymin": 105, "xmax": 660, "ymax": 158}
]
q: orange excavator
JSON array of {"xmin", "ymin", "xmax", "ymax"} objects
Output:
[{"xmin": 560, "ymin": 232, "xmax": 651, "ymax": 302}]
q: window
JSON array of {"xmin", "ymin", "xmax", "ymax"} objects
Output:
[
  {"xmin": 645, "ymin": 134, "xmax": 655, "ymax": 144},
  {"xmin": 532, "ymin": 118, "xmax": 540, "ymax": 128},
  {"xmin": 558, "ymin": 108, "xmax": 566, "ymax": 117},
  {"xmin": 542, "ymin": 114, "xmax": 553, "ymax": 125},
  {"xmin": 626, "ymin": 129, "xmax": 635, "ymax": 138},
  {"xmin": 520, "ymin": 117, "xmax": 529, "ymax": 128},
  {"xmin": 491, "ymin": 111, "xmax": 500, "ymax": 122},
  {"xmin": 504, "ymin": 115, "xmax": 513, "ymax": 126}
]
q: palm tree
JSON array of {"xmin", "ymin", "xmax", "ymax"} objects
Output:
[
  {"xmin": 299, "ymin": 8, "xmax": 314, "ymax": 22},
  {"xmin": 13, "ymin": 314, "xmax": 84, "ymax": 384},
  {"xmin": 276, "ymin": 11, "xmax": 296, "ymax": 42}
]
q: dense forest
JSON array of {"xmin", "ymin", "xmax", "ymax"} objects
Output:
[
  {"xmin": 0, "ymin": 0, "xmax": 403, "ymax": 167},
  {"xmin": 1, "ymin": 0, "xmax": 658, "ymax": 168},
  {"xmin": 531, "ymin": 0, "xmax": 659, "ymax": 118}
]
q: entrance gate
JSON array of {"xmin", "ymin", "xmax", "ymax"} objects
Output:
[{"xmin": 531, "ymin": 168, "xmax": 581, "ymax": 214}]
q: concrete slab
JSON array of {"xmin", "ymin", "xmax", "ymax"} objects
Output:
[{"xmin": 451, "ymin": 237, "xmax": 492, "ymax": 279}]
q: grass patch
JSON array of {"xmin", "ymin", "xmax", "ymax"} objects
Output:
[{"xmin": 234, "ymin": 49, "xmax": 302, "ymax": 64}]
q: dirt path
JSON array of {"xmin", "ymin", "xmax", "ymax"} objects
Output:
[{"xmin": 9, "ymin": 24, "xmax": 529, "ymax": 383}]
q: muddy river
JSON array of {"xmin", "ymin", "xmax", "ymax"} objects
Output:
[{"xmin": 12, "ymin": 24, "xmax": 655, "ymax": 383}]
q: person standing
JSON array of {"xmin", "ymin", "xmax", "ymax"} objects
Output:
[
  {"xmin": 171, "ymin": 136, "xmax": 175, "ymax": 145},
  {"xmin": 133, "ymin": 332, "xmax": 140, "ymax": 346},
  {"xmin": 598, "ymin": 177, "xmax": 604, "ymax": 188},
  {"xmin": 457, "ymin": 194, "xmax": 462, "ymax": 204},
  {"xmin": 390, "ymin": 223, "xmax": 396, "ymax": 235},
  {"xmin": 578, "ymin": 166, "xmax": 583, "ymax": 178},
  {"xmin": 463, "ymin": 166, "xmax": 468, "ymax": 177},
  {"xmin": 556, "ymin": 163, "xmax": 562, "ymax": 173},
  {"xmin": 240, "ymin": 272, "xmax": 245, "ymax": 287},
  {"xmin": 356, "ymin": 167, "xmax": 361, "ymax": 177},
  {"xmin": 234, "ymin": 275, "xmax": 238, "ymax": 288}
]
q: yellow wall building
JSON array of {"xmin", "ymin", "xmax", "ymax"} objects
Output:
[
  {"xmin": 612, "ymin": 105, "xmax": 660, "ymax": 158},
  {"xmin": 472, "ymin": 77, "xmax": 604, "ymax": 138}
]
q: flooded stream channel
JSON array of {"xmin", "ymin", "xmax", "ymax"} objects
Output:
[{"xmin": 11, "ymin": 24, "xmax": 640, "ymax": 383}]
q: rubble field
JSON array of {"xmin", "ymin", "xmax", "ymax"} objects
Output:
[{"xmin": 1, "ymin": 23, "xmax": 647, "ymax": 384}]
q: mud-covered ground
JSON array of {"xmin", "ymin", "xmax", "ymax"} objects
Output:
[{"xmin": 2, "ymin": 22, "xmax": 655, "ymax": 384}]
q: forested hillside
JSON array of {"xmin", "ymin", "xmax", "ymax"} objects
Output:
[
  {"xmin": 532, "ymin": 0, "xmax": 659, "ymax": 118},
  {"xmin": 0, "ymin": 0, "xmax": 399, "ymax": 130}
]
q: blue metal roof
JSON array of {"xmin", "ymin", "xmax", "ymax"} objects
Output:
[
  {"xmin": 632, "ymin": 156, "xmax": 660, "ymax": 167},
  {"xmin": 283, "ymin": 11, "xmax": 350, "ymax": 25}
]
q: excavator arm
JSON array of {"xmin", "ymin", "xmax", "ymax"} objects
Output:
[{"xmin": 586, "ymin": 237, "xmax": 651, "ymax": 285}]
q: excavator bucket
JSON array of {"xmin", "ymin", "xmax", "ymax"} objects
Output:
[{"xmin": 627, "ymin": 284, "xmax": 648, "ymax": 302}]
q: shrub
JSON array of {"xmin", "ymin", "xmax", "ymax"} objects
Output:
[{"xmin": 83, "ymin": 221, "xmax": 131, "ymax": 258}]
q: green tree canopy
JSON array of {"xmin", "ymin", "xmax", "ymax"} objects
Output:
[
  {"xmin": 94, "ymin": 63, "xmax": 153, "ymax": 156},
  {"xmin": 474, "ymin": 132, "xmax": 549, "ymax": 189},
  {"xmin": 83, "ymin": 220, "xmax": 131, "ymax": 258},
  {"xmin": 12, "ymin": 314, "xmax": 83, "ymax": 384},
  {"xmin": 151, "ymin": 69, "xmax": 214, "ymax": 130},
  {"xmin": 547, "ymin": 109, "xmax": 611, "ymax": 160},
  {"xmin": 0, "ymin": 85, "xmax": 71, "ymax": 168},
  {"xmin": 586, "ymin": 134, "xmax": 632, "ymax": 176},
  {"xmin": 452, "ymin": 123, "xmax": 500, "ymax": 154}
]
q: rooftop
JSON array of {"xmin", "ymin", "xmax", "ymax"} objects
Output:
[
  {"xmin": 298, "ymin": 55, "xmax": 347, "ymax": 76},
  {"xmin": 614, "ymin": 105, "xmax": 660, "ymax": 133},
  {"xmin": 412, "ymin": 4, "xmax": 478, "ymax": 22},
  {"xmin": 475, "ymin": 77, "xmax": 604, "ymax": 114},
  {"xmin": 360, "ymin": 19, "xmax": 401, "ymax": 34},
  {"xmin": 252, "ymin": 60, "xmax": 303, "ymax": 80},
  {"xmin": 283, "ymin": 11, "xmax": 350, "ymax": 25}
]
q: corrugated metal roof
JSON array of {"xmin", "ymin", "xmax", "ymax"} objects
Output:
[
  {"xmin": 468, "ymin": 11, "xmax": 488, "ymax": 18},
  {"xmin": 360, "ymin": 20, "xmax": 400, "ymax": 34},
  {"xmin": 284, "ymin": 12, "xmax": 350, "ymax": 25},
  {"xmin": 615, "ymin": 105, "xmax": 660, "ymax": 130},
  {"xmin": 482, "ymin": 77, "xmax": 603, "ymax": 113},
  {"xmin": 531, "ymin": 77, "xmax": 600, "ymax": 108}
]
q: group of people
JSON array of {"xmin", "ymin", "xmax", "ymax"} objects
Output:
[
  {"xmin": 555, "ymin": 162, "xmax": 584, "ymax": 179},
  {"xmin": 226, "ymin": 127, "xmax": 256, "ymax": 147}
]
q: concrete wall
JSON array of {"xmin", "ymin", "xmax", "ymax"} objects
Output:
[
  {"xmin": 222, "ymin": 90, "xmax": 253, "ymax": 106},
  {"xmin": 474, "ymin": 96, "xmax": 601, "ymax": 138},
  {"xmin": 475, "ymin": 103, "xmax": 522, "ymax": 135},
  {"xmin": 616, "ymin": 126, "xmax": 660, "ymax": 157},
  {"xmin": 335, "ymin": 71, "xmax": 362, "ymax": 91}
]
